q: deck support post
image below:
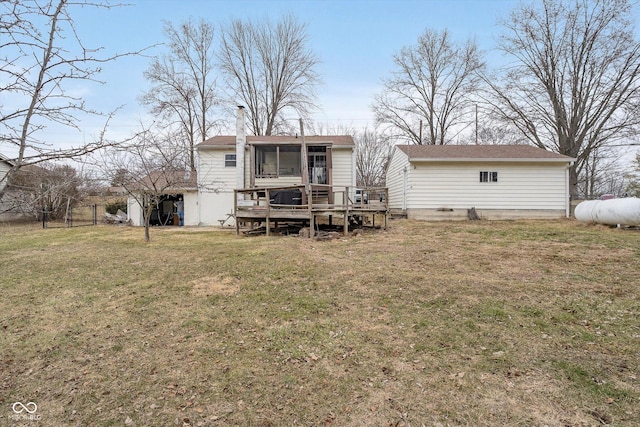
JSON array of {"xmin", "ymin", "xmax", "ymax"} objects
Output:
[
  {"xmin": 307, "ymin": 186, "xmax": 313, "ymax": 238},
  {"xmin": 344, "ymin": 205, "xmax": 349, "ymax": 237},
  {"xmin": 265, "ymin": 189, "xmax": 271, "ymax": 236},
  {"xmin": 234, "ymin": 190, "xmax": 239, "ymax": 235},
  {"xmin": 343, "ymin": 215, "xmax": 348, "ymax": 236}
]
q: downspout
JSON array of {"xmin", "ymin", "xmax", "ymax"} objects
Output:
[{"xmin": 236, "ymin": 106, "xmax": 246, "ymax": 203}]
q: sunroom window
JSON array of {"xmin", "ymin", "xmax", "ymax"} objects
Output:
[{"xmin": 255, "ymin": 145, "xmax": 301, "ymax": 177}]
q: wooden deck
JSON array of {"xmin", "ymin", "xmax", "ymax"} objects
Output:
[{"xmin": 234, "ymin": 185, "xmax": 388, "ymax": 236}]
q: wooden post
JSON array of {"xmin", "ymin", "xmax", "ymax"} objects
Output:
[
  {"xmin": 300, "ymin": 119, "xmax": 313, "ymax": 239},
  {"xmin": 326, "ymin": 147, "xmax": 333, "ymax": 204},
  {"xmin": 265, "ymin": 188, "xmax": 270, "ymax": 236},
  {"xmin": 344, "ymin": 189, "xmax": 349, "ymax": 237},
  {"xmin": 308, "ymin": 186, "xmax": 313, "ymax": 238},
  {"xmin": 343, "ymin": 213, "xmax": 349, "ymax": 236},
  {"xmin": 234, "ymin": 190, "xmax": 239, "ymax": 235},
  {"xmin": 299, "ymin": 118, "xmax": 309, "ymax": 187},
  {"xmin": 249, "ymin": 145, "xmax": 256, "ymax": 188},
  {"xmin": 385, "ymin": 187, "xmax": 389, "ymax": 230}
]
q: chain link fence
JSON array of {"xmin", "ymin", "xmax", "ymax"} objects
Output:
[{"xmin": 41, "ymin": 204, "xmax": 105, "ymax": 228}]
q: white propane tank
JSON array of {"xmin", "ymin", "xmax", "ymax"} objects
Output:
[{"xmin": 574, "ymin": 197, "xmax": 640, "ymax": 226}]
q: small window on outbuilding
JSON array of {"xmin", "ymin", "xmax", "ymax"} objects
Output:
[
  {"xmin": 480, "ymin": 171, "xmax": 498, "ymax": 183},
  {"xmin": 225, "ymin": 154, "xmax": 236, "ymax": 167}
]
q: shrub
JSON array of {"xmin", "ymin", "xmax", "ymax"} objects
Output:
[{"xmin": 105, "ymin": 200, "xmax": 127, "ymax": 215}]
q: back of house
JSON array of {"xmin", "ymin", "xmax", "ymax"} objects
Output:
[{"xmin": 196, "ymin": 110, "xmax": 356, "ymax": 226}]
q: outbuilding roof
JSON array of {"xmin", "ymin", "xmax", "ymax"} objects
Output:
[
  {"xmin": 199, "ymin": 135, "xmax": 355, "ymax": 149},
  {"xmin": 0, "ymin": 152, "xmax": 15, "ymax": 166},
  {"xmin": 134, "ymin": 169, "xmax": 198, "ymax": 192},
  {"xmin": 396, "ymin": 144, "xmax": 574, "ymax": 162}
]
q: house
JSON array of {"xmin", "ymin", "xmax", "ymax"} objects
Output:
[
  {"xmin": 0, "ymin": 153, "xmax": 17, "ymax": 221},
  {"xmin": 0, "ymin": 153, "xmax": 12, "ymax": 192},
  {"xmin": 196, "ymin": 107, "xmax": 356, "ymax": 226},
  {"xmin": 127, "ymin": 170, "xmax": 198, "ymax": 226},
  {"xmin": 386, "ymin": 144, "xmax": 575, "ymax": 220},
  {"xmin": 127, "ymin": 107, "xmax": 359, "ymax": 228}
]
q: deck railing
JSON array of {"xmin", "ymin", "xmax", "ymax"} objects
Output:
[
  {"xmin": 233, "ymin": 185, "xmax": 388, "ymax": 211},
  {"xmin": 233, "ymin": 184, "xmax": 389, "ymax": 236}
]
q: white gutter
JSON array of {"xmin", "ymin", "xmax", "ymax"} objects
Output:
[{"xmin": 408, "ymin": 157, "xmax": 574, "ymax": 163}]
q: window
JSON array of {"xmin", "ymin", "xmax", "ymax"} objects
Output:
[
  {"xmin": 255, "ymin": 145, "xmax": 301, "ymax": 177},
  {"xmin": 480, "ymin": 171, "xmax": 498, "ymax": 183},
  {"xmin": 225, "ymin": 154, "xmax": 236, "ymax": 167}
]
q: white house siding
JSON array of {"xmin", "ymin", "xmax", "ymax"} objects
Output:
[
  {"xmin": 182, "ymin": 192, "xmax": 198, "ymax": 225},
  {"xmin": 332, "ymin": 147, "xmax": 354, "ymax": 188},
  {"xmin": 198, "ymin": 149, "xmax": 237, "ymax": 226},
  {"xmin": 406, "ymin": 161, "xmax": 569, "ymax": 220},
  {"xmin": 128, "ymin": 198, "xmax": 143, "ymax": 226},
  {"xmin": 386, "ymin": 149, "xmax": 410, "ymax": 212},
  {"xmin": 0, "ymin": 160, "xmax": 9, "ymax": 192},
  {"xmin": 0, "ymin": 160, "xmax": 11, "ymax": 220}
]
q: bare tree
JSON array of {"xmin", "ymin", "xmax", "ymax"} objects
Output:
[
  {"xmin": 461, "ymin": 118, "xmax": 528, "ymax": 145},
  {"xmin": 218, "ymin": 15, "xmax": 321, "ymax": 136},
  {"xmin": 304, "ymin": 121, "xmax": 358, "ymax": 137},
  {"xmin": 141, "ymin": 18, "xmax": 220, "ymax": 171},
  {"xmin": 355, "ymin": 127, "xmax": 394, "ymax": 187},
  {"xmin": 2, "ymin": 162, "xmax": 81, "ymax": 220},
  {"xmin": 625, "ymin": 152, "xmax": 640, "ymax": 197},
  {"xmin": 373, "ymin": 28, "xmax": 484, "ymax": 145},
  {"xmin": 580, "ymin": 146, "xmax": 631, "ymax": 198},
  {"xmin": 485, "ymin": 0, "xmax": 640, "ymax": 196},
  {"xmin": 0, "ymin": 0, "xmax": 145, "ymax": 202},
  {"xmin": 102, "ymin": 129, "xmax": 190, "ymax": 242}
]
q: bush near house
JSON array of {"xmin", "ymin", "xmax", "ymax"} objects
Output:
[{"xmin": 105, "ymin": 200, "xmax": 127, "ymax": 215}]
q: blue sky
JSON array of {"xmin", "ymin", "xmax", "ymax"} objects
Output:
[{"xmin": 50, "ymin": 0, "xmax": 520, "ymax": 145}]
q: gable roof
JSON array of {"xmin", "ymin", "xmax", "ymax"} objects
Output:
[
  {"xmin": 199, "ymin": 135, "xmax": 355, "ymax": 149},
  {"xmin": 0, "ymin": 152, "xmax": 15, "ymax": 166},
  {"xmin": 396, "ymin": 144, "xmax": 574, "ymax": 163},
  {"xmin": 133, "ymin": 169, "xmax": 198, "ymax": 192}
]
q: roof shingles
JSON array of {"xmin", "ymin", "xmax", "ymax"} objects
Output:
[
  {"xmin": 397, "ymin": 144, "xmax": 574, "ymax": 161},
  {"xmin": 199, "ymin": 135, "xmax": 355, "ymax": 148}
]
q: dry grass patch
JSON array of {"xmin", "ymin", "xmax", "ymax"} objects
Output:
[
  {"xmin": 189, "ymin": 276, "xmax": 240, "ymax": 297},
  {"xmin": 0, "ymin": 220, "xmax": 638, "ymax": 426}
]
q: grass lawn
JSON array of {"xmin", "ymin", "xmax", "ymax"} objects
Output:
[{"xmin": 0, "ymin": 219, "xmax": 638, "ymax": 426}]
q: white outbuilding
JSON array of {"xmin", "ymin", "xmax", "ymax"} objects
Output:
[{"xmin": 385, "ymin": 144, "xmax": 575, "ymax": 220}]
